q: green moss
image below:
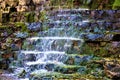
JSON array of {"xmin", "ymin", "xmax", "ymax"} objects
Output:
[
  {"xmin": 0, "ymin": 25, "xmax": 8, "ymax": 28},
  {"xmin": 82, "ymin": 44, "xmax": 94, "ymax": 55},
  {"xmin": 15, "ymin": 22, "xmax": 28, "ymax": 32},
  {"xmin": 31, "ymin": 71, "xmax": 62, "ymax": 78},
  {"xmin": 112, "ymin": 0, "xmax": 120, "ymax": 9},
  {"xmin": 39, "ymin": 11, "xmax": 47, "ymax": 22},
  {"xmin": 31, "ymin": 70, "xmax": 104, "ymax": 79},
  {"xmin": 59, "ymin": 65, "xmax": 80, "ymax": 69},
  {"xmin": 24, "ymin": 12, "xmax": 35, "ymax": 22},
  {"xmin": 31, "ymin": 71, "xmax": 83, "ymax": 79},
  {"xmin": 0, "ymin": 11, "xmax": 2, "ymax": 23}
]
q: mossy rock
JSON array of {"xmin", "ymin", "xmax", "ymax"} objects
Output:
[
  {"xmin": 39, "ymin": 11, "xmax": 47, "ymax": 22},
  {"xmin": 30, "ymin": 70, "xmax": 85, "ymax": 79},
  {"xmin": 55, "ymin": 65, "xmax": 81, "ymax": 74},
  {"xmin": 24, "ymin": 12, "xmax": 35, "ymax": 22},
  {"xmin": 30, "ymin": 71, "xmax": 62, "ymax": 79},
  {"xmin": 14, "ymin": 22, "xmax": 28, "ymax": 32}
]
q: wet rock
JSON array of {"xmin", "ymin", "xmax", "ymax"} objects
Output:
[
  {"xmin": 65, "ymin": 56, "xmax": 74, "ymax": 65},
  {"xmin": 66, "ymin": 40, "xmax": 83, "ymax": 54},
  {"xmin": 104, "ymin": 34, "xmax": 113, "ymax": 41},
  {"xmin": 82, "ymin": 55, "xmax": 93, "ymax": 62},
  {"xmin": 85, "ymin": 33, "xmax": 103, "ymax": 41},
  {"xmin": 14, "ymin": 32, "xmax": 28, "ymax": 38},
  {"xmin": 10, "ymin": 43, "xmax": 19, "ymax": 51},
  {"xmin": 74, "ymin": 56, "xmax": 82, "ymax": 65},
  {"xmin": 27, "ymin": 22, "xmax": 42, "ymax": 31},
  {"xmin": 0, "ymin": 74, "xmax": 19, "ymax": 80},
  {"xmin": 45, "ymin": 63, "xmax": 55, "ymax": 71},
  {"xmin": 46, "ymin": 54, "xmax": 66, "ymax": 62},
  {"xmin": 24, "ymin": 54, "xmax": 36, "ymax": 61},
  {"xmin": 77, "ymin": 66, "xmax": 87, "ymax": 74},
  {"xmin": 104, "ymin": 61, "xmax": 120, "ymax": 79},
  {"xmin": 14, "ymin": 68, "xmax": 26, "ymax": 78},
  {"xmin": 55, "ymin": 65, "xmax": 80, "ymax": 74}
]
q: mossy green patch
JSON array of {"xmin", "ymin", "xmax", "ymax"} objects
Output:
[
  {"xmin": 15, "ymin": 22, "xmax": 28, "ymax": 32},
  {"xmin": 0, "ymin": 11, "xmax": 2, "ymax": 23},
  {"xmin": 31, "ymin": 71, "xmax": 62, "ymax": 78},
  {"xmin": 39, "ymin": 10, "xmax": 47, "ymax": 22},
  {"xmin": 24, "ymin": 12, "xmax": 35, "ymax": 22},
  {"xmin": 112, "ymin": 0, "xmax": 120, "ymax": 9}
]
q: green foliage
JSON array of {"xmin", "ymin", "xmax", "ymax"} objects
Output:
[
  {"xmin": 0, "ymin": 11, "xmax": 2, "ymax": 23},
  {"xmin": 82, "ymin": 44, "xmax": 94, "ymax": 54},
  {"xmin": 24, "ymin": 12, "xmax": 35, "ymax": 22},
  {"xmin": 15, "ymin": 22, "xmax": 28, "ymax": 32},
  {"xmin": 39, "ymin": 11, "xmax": 47, "ymax": 22},
  {"xmin": 112, "ymin": 0, "xmax": 120, "ymax": 9}
]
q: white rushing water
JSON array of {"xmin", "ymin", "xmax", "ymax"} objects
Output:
[
  {"xmin": 18, "ymin": 9, "xmax": 87, "ymax": 78},
  {"xmin": 26, "ymin": 60, "xmax": 65, "ymax": 66},
  {"xmin": 27, "ymin": 37, "xmax": 83, "ymax": 41},
  {"xmin": 21, "ymin": 51, "xmax": 65, "ymax": 55}
]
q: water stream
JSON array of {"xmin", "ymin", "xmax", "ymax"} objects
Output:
[
  {"xmin": 16, "ymin": 9, "xmax": 87, "ymax": 79},
  {"xmin": 10, "ymin": 9, "xmax": 114, "ymax": 80}
]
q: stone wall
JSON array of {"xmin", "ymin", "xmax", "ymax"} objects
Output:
[
  {"xmin": 0, "ymin": 2, "xmax": 120, "ymax": 79},
  {"xmin": 0, "ymin": 0, "xmax": 50, "ymax": 12}
]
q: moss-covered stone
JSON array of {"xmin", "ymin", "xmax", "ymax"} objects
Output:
[
  {"xmin": 24, "ymin": 12, "xmax": 35, "ymax": 22},
  {"xmin": 30, "ymin": 71, "xmax": 83, "ymax": 79},
  {"xmin": 55, "ymin": 65, "xmax": 81, "ymax": 74},
  {"xmin": 39, "ymin": 10, "xmax": 47, "ymax": 22},
  {"xmin": 14, "ymin": 22, "xmax": 28, "ymax": 32}
]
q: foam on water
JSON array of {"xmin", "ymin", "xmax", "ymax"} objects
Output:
[
  {"xmin": 26, "ymin": 60, "xmax": 65, "ymax": 66},
  {"xmin": 21, "ymin": 51, "xmax": 65, "ymax": 55},
  {"xmin": 27, "ymin": 37, "xmax": 83, "ymax": 41}
]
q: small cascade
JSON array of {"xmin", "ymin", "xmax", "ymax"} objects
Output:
[
  {"xmin": 15, "ymin": 9, "xmax": 98, "ymax": 79},
  {"xmin": 20, "ymin": 36, "xmax": 84, "ymax": 72},
  {"xmin": 11, "ymin": 9, "xmax": 120, "ymax": 80}
]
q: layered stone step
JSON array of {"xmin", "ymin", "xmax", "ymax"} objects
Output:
[
  {"xmin": 24, "ymin": 61, "xmax": 65, "ymax": 72},
  {"xmin": 19, "ymin": 51, "xmax": 93, "ymax": 71},
  {"xmin": 21, "ymin": 51, "xmax": 67, "ymax": 62},
  {"xmin": 49, "ymin": 10, "xmax": 120, "ymax": 22},
  {"xmin": 22, "ymin": 37, "xmax": 83, "ymax": 53},
  {"xmin": 44, "ymin": 21, "xmax": 120, "ymax": 34},
  {"xmin": 1, "ymin": 10, "xmax": 119, "ymax": 23},
  {"xmin": 29, "ymin": 64, "xmax": 90, "ymax": 79},
  {"xmin": 30, "ymin": 70, "xmax": 85, "ymax": 80}
]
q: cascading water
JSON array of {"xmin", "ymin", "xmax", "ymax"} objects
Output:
[
  {"xmin": 21, "ymin": 35, "xmax": 84, "ymax": 71},
  {"xmin": 15, "ymin": 9, "xmax": 92, "ymax": 79}
]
